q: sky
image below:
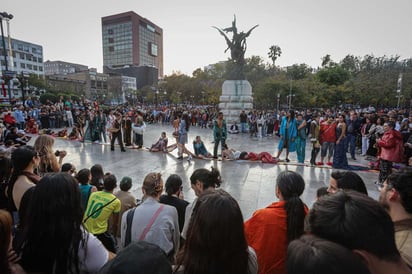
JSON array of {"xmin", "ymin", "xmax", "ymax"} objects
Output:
[{"xmin": 2, "ymin": 0, "xmax": 412, "ymax": 76}]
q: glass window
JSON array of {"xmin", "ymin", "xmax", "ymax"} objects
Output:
[{"xmin": 20, "ymin": 63, "xmax": 26, "ymax": 68}]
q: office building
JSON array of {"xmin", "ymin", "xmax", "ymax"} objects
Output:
[
  {"xmin": 44, "ymin": 60, "xmax": 88, "ymax": 76},
  {"xmin": 101, "ymin": 11, "xmax": 163, "ymax": 79},
  {"xmin": 0, "ymin": 36, "xmax": 44, "ymax": 77}
]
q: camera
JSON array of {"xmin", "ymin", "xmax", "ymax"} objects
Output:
[{"xmin": 55, "ymin": 150, "xmax": 60, "ymax": 157}]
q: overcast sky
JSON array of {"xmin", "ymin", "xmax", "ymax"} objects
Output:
[{"xmin": 3, "ymin": 0, "xmax": 411, "ymax": 76}]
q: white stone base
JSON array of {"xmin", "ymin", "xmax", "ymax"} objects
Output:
[{"xmin": 219, "ymin": 80, "xmax": 253, "ymax": 123}]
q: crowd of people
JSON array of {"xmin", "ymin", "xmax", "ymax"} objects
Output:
[
  {"xmin": 1, "ymin": 99, "xmax": 412, "ymax": 273},
  {"xmin": 0, "ymin": 140, "xmax": 411, "ymax": 274}
]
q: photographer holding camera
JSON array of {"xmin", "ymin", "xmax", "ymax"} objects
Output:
[{"xmin": 34, "ymin": 135, "xmax": 67, "ymax": 174}]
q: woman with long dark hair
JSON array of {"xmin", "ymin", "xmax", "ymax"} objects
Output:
[
  {"xmin": 175, "ymin": 189, "xmax": 257, "ymax": 274},
  {"xmin": 181, "ymin": 167, "xmax": 222, "ymax": 240},
  {"xmin": 20, "ymin": 173, "xmax": 111, "ymax": 274},
  {"xmin": 90, "ymin": 164, "xmax": 105, "ymax": 191},
  {"xmin": 7, "ymin": 146, "xmax": 41, "ymax": 212},
  {"xmin": 332, "ymin": 114, "xmax": 348, "ymax": 169},
  {"xmin": 244, "ymin": 170, "xmax": 307, "ymax": 274}
]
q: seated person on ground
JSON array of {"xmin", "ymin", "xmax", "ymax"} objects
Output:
[
  {"xmin": 25, "ymin": 116, "xmax": 39, "ymax": 134},
  {"xmin": 68, "ymin": 124, "xmax": 81, "ymax": 140},
  {"xmin": 5, "ymin": 127, "xmax": 31, "ymax": 146},
  {"xmin": 150, "ymin": 132, "xmax": 168, "ymax": 152},
  {"xmin": 193, "ymin": 136, "xmax": 213, "ymax": 158},
  {"xmin": 228, "ymin": 122, "xmax": 239, "ymax": 134}
]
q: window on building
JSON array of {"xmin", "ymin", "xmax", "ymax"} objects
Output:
[
  {"xmin": 108, "ymin": 29, "xmax": 114, "ymax": 34},
  {"xmin": 108, "ymin": 37, "xmax": 114, "ymax": 43},
  {"xmin": 39, "ymin": 66, "xmax": 43, "ymax": 71},
  {"xmin": 109, "ymin": 46, "xmax": 114, "ymax": 52},
  {"xmin": 38, "ymin": 57, "xmax": 43, "ymax": 63},
  {"xmin": 20, "ymin": 63, "xmax": 26, "ymax": 68},
  {"xmin": 27, "ymin": 64, "xmax": 32, "ymax": 69},
  {"xmin": 34, "ymin": 65, "xmax": 38, "ymax": 71},
  {"xmin": 32, "ymin": 47, "xmax": 37, "ymax": 53}
]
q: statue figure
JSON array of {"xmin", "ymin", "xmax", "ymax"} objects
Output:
[{"xmin": 213, "ymin": 15, "xmax": 258, "ymax": 79}]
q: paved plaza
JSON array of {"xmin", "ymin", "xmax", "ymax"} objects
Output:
[{"xmin": 28, "ymin": 124, "xmax": 380, "ymax": 219}]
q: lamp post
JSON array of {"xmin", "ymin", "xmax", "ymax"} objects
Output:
[
  {"xmin": 0, "ymin": 11, "xmax": 14, "ymax": 102},
  {"xmin": 288, "ymin": 78, "xmax": 293, "ymax": 110},
  {"xmin": 157, "ymin": 90, "xmax": 160, "ymax": 108},
  {"xmin": 396, "ymin": 73, "xmax": 403, "ymax": 109},
  {"xmin": 276, "ymin": 93, "xmax": 280, "ymax": 113}
]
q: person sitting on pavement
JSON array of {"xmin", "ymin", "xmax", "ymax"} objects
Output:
[
  {"xmin": 192, "ymin": 136, "xmax": 213, "ymax": 159},
  {"xmin": 228, "ymin": 122, "xmax": 239, "ymax": 134},
  {"xmin": 149, "ymin": 132, "xmax": 168, "ymax": 152}
]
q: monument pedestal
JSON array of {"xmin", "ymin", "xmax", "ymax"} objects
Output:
[{"xmin": 218, "ymin": 80, "xmax": 253, "ymax": 123}]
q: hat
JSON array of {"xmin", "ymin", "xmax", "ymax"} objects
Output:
[{"xmin": 99, "ymin": 241, "xmax": 172, "ymax": 274}]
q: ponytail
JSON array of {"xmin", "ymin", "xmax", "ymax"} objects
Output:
[{"xmin": 276, "ymin": 171, "xmax": 306, "ymax": 243}]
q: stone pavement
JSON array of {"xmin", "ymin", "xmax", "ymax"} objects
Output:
[{"xmin": 28, "ymin": 123, "xmax": 380, "ymax": 220}]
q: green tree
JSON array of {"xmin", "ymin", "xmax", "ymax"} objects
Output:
[{"xmin": 268, "ymin": 45, "xmax": 282, "ymax": 67}]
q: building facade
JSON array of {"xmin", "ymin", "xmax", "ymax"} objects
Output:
[
  {"xmin": 0, "ymin": 36, "xmax": 44, "ymax": 77},
  {"xmin": 101, "ymin": 11, "xmax": 163, "ymax": 78},
  {"xmin": 64, "ymin": 68, "xmax": 109, "ymax": 101},
  {"xmin": 44, "ymin": 60, "xmax": 88, "ymax": 76}
]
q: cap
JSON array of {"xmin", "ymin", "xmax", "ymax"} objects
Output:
[{"xmin": 99, "ymin": 241, "xmax": 172, "ymax": 274}]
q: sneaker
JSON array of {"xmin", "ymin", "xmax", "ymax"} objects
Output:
[
  {"xmin": 317, "ymin": 162, "xmax": 324, "ymax": 166},
  {"xmin": 187, "ymin": 155, "xmax": 192, "ymax": 163},
  {"xmin": 177, "ymin": 156, "xmax": 183, "ymax": 160},
  {"xmin": 326, "ymin": 162, "xmax": 333, "ymax": 166},
  {"xmin": 285, "ymin": 158, "xmax": 290, "ymax": 162},
  {"xmin": 351, "ymin": 157, "xmax": 357, "ymax": 160}
]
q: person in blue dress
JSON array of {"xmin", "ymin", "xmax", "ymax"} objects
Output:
[
  {"xmin": 193, "ymin": 136, "xmax": 213, "ymax": 158},
  {"xmin": 275, "ymin": 110, "xmax": 297, "ymax": 162}
]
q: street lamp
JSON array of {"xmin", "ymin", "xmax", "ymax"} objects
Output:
[
  {"xmin": 396, "ymin": 73, "xmax": 403, "ymax": 109},
  {"xmin": 288, "ymin": 78, "xmax": 293, "ymax": 110},
  {"xmin": 0, "ymin": 11, "xmax": 14, "ymax": 102},
  {"xmin": 276, "ymin": 93, "xmax": 280, "ymax": 113}
]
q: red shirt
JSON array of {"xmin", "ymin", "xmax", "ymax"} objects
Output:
[{"xmin": 320, "ymin": 122, "xmax": 336, "ymax": 143}]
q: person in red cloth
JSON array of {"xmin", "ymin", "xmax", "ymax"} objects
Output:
[
  {"xmin": 319, "ymin": 115, "xmax": 336, "ymax": 165},
  {"xmin": 244, "ymin": 171, "xmax": 308, "ymax": 274}
]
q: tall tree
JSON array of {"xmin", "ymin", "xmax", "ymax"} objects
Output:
[{"xmin": 268, "ymin": 45, "xmax": 282, "ymax": 67}]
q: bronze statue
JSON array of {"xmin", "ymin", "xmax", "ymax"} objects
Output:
[{"xmin": 213, "ymin": 15, "xmax": 258, "ymax": 79}]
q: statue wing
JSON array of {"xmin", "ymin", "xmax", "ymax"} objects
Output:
[
  {"xmin": 213, "ymin": 26, "xmax": 233, "ymax": 52},
  {"xmin": 244, "ymin": 24, "xmax": 259, "ymax": 38}
]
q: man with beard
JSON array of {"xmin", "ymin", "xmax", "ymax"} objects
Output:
[{"xmin": 379, "ymin": 170, "xmax": 412, "ymax": 267}]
